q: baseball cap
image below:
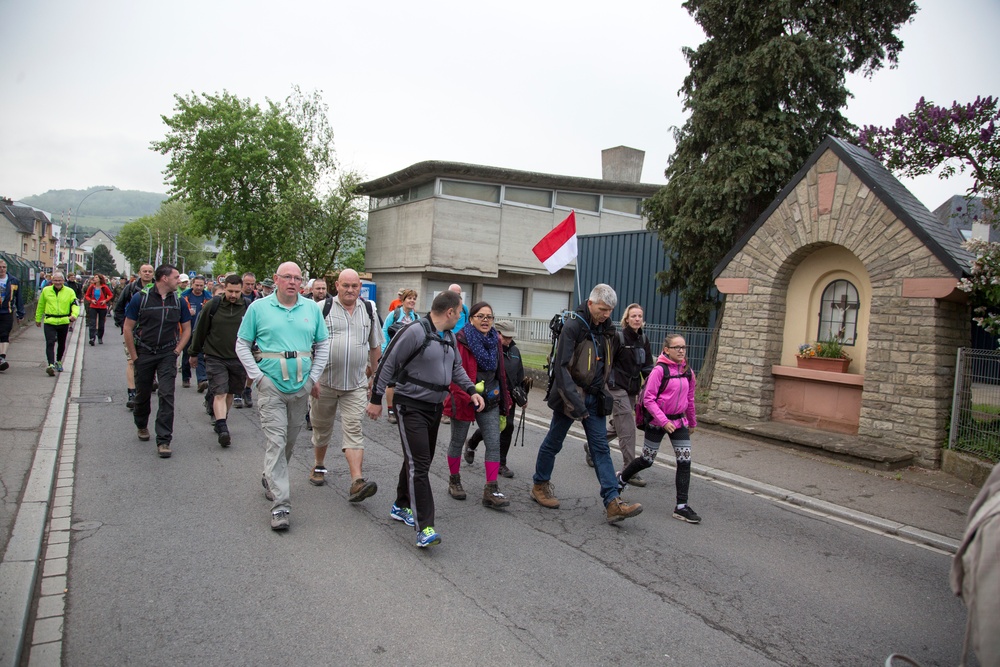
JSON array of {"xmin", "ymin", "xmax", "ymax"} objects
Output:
[{"xmin": 494, "ymin": 320, "xmax": 516, "ymax": 338}]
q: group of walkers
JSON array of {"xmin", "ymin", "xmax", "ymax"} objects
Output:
[{"xmin": 4, "ymin": 259, "xmax": 702, "ymax": 547}]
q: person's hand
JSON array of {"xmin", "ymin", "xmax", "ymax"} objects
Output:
[
  {"xmin": 365, "ymin": 404, "xmax": 382, "ymax": 420},
  {"xmin": 69, "ymin": 316, "xmax": 76, "ymax": 323},
  {"xmin": 664, "ymin": 422, "xmax": 677, "ymax": 434},
  {"xmin": 35, "ymin": 321, "xmax": 41, "ymax": 328},
  {"xmin": 310, "ymin": 382, "xmax": 321, "ymax": 399},
  {"xmin": 188, "ymin": 357, "xmax": 198, "ymax": 367},
  {"xmin": 470, "ymin": 394, "xmax": 486, "ymax": 413}
]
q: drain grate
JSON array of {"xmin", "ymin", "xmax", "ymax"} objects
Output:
[{"xmin": 71, "ymin": 395, "xmax": 113, "ymax": 404}]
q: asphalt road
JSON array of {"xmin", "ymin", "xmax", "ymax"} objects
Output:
[{"xmin": 61, "ymin": 337, "xmax": 968, "ymax": 666}]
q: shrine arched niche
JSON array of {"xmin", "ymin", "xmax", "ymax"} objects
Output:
[{"xmin": 781, "ymin": 245, "xmax": 871, "ymax": 372}]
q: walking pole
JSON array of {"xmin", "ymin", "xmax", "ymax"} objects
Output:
[{"xmin": 515, "ymin": 404, "xmax": 527, "ymax": 447}]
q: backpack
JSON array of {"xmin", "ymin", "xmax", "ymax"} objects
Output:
[
  {"xmin": 386, "ymin": 307, "xmax": 407, "ymax": 340},
  {"xmin": 635, "ymin": 362, "xmax": 693, "ymax": 431},
  {"xmin": 616, "ymin": 329, "xmax": 649, "ymax": 392},
  {"xmin": 321, "ymin": 295, "xmax": 375, "ymax": 328},
  {"xmin": 374, "ymin": 316, "xmax": 456, "ymax": 393},
  {"xmin": 132, "ymin": 287, "xmax": 183, "ymax": 351},
  {"xmin": 543, "ymin": 310, "xmax": 608, "ymax": 400}
]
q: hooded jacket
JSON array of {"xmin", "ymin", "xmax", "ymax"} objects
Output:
[
  {"xmin": 546, "ymin": 303, "xmax": 614, "ymax": 419},
  {"xmin": 641, "ymin": 353, "xmax": 697, "ymax": 430}
]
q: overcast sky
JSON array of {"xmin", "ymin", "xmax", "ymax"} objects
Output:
[{"xmin": 2, "ymin": 0, "xmax": 997, "ymax": 214}]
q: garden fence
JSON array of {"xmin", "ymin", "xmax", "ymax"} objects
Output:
[{"xmin": 949, "ymin": 347, "xmax": 1000, "ymax": 463}]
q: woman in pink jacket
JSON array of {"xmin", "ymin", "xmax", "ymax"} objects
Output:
[{"xmin": 618, "ymin": 334, "xmax": 701, "ymax": 524}]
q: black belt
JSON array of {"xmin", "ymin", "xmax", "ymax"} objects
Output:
[{"xmin": 666, "ymin": 412, "xmax": 685, "ymax": 420}]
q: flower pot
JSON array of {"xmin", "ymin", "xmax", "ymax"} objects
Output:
[{"xmin": 796, "ymin": 356, "xmax": 850, "ymax": 373}]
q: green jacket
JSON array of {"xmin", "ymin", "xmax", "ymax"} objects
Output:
[
  {"xmin": 35, "ymin": 285, "xmax": 80, "ymax": 326},
  {"xmin": 188, "ymin": 295, "xmax": 248, "ymax": 359}
]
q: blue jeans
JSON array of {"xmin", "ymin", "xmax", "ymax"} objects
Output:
[{"xmin": 533, "ymin": 393, "xmax": 620, "ymax": 506}]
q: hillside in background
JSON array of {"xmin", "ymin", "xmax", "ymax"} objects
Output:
[
  {"xmin": 19, "ymin": 187, "xmax": 169, "ymax": 237},
  {"xmin": 21, "ymin": 187, "xmax": 167, "ymax": 218}
]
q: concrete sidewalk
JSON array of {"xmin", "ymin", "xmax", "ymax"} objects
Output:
[
  {"xmin": 519, "ymin": 383, "xmax": 980, "ymax": 549},
  {"xmin": 0, "ymin": 314, "xmax": 83, "ymax": 667}
]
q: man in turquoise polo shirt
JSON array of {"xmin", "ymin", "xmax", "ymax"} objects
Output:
[{"xmin": 236, "ymin": 262, "xmax": 329, "ymax": 531}]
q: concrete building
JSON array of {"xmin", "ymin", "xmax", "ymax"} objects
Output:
[
  {"xmin": 80, "ymin": 230, "xmax": 129, "ymax": 276},
  {"xmin": 356, "ymin": 147, "xmax": 661, "ymax": 317}
]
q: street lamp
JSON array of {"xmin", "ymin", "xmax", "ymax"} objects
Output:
[{"xmin": 70, "ymin": 187, "xmax": 114, "ymax": 271}]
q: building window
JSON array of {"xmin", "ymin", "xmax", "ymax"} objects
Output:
[
  {"xmin": 555, "ymin": 191, "xmax": 599, "ymax": 213},
  {"xmin": 503, "ymin": 186, "xmax": 552, "ymax": 209},
  {"xmin": 602, "ymin": 195, "xmax": 642, "ymax": 216},
  {"xmin": 440, "ymin": 180, "xmax": 501, "ymax": 204},
  {"xmin": 369, "ymin": 181, "xmax": 436, "ymax": 210},
  {"xmin": 817, "ymin": 279, "xmax": 859, "ymax": 345}
]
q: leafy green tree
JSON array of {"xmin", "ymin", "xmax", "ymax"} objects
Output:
[
  {"xmin": 280, "ymin": 172, "xmax": 367, "ymax": 279},
  {"xmin": 644, "ymin": 0, "xmax": 916, "ymax": 325},
  {"xmin": 91, "ymin": 244, "xmax": 118, "ymax": 276},
  {"xmin": 116, "ymin": 201, "xmax": 207, "ymax": 272},
  {"xmin": 151, "ymin": 86, "xmax": 340, "ymax": 277}
]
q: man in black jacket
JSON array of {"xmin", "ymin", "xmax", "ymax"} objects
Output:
[{"xmin": 530, "ymin": 284, "xmax": 643, "ymax": 524}]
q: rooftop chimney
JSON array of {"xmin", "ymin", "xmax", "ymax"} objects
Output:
[{"xmin": 602, "ymin": 146, "xmax": 645, "ymax": 183}]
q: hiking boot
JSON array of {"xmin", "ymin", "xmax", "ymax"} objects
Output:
[
  {"xmin": 182, "ymin": 379, "xmax": 191, "ymax": 388},
  {"xmin": 55, "ymin": 361, "xmax": 63, "ymax": 372},
  {"xmin": 157, "ymin": 443, "xmax": 172, "ymax": 458},
  {"xmin": 216, "ymin": 423, "xmax": 231, "ymax": 447},
  {"xmin": 606, "ymin": 497, "xmax": 643, "ymax": 524},
  {"xmin": 482, "ymin": 482, "xmax": 510, "ymax": 509},
  {"xmin": 499, "ymin": 464, "xmax": 514, "ymax": 478},
  {"xmin": 197, "ymin": 380, "xmax": 208, "ymax": 393},
  {"xmin": 584, "ymin": 443, "xmax": 593, "ymax": 467},
  {"xmin": 261, "ymin": 474, "xmax": 275, "ymax": 501},
  {"xmin": 233, "ymin": 395, "xmax": 243, "ymax": 409},
  {"xmin": 463, "ymin": 442, "xmax": 475, "ymax": 465},
  {"xmin": 629, "ymin": 475, "xmax": 647, "ymax": 487},
  {"xmin": 387, "ymin": 409, "xmax": 397, "ymax": 424},
  {"xmin": 89, "ymin": 338, "xmax": 95, "ymax": 346},
  {"xmin": 270, "ymin": 510, "xmax": 290, "ymax": 531},
  {"xmin": 530, "ymin": 481, "xmax": 560, "ymax": 509},
  {"xmin": 0, "ymin": 357, "xmax": 8, "ymax": 372},
  {"xmin": 98, "ymin": 338, "xmax": 103, "ymax": 344},
  {"xmin": 242, "ymin": 388, "xmax": 253, "ymax": 408},
  {"xmin": 137, "ymin": 427, "xmax": 151, "ymax": 441},
  {"xmin": 440, "ymin": 415, "xmax": 451, "ymax": 424},
  {"xmin": 349, "ymin": 478, "xmax": 378, "ymax": 503},
  {"xmin": 673, "ymin": 505, "xmax": 702, "ymax": 524},
  {"xmin": 390, "ymin": 504, "xmax": 415, "ymax": 527},
  {"xmin": 126, "ymin": 389, "xmax": 136, "ymax": 410},
  {"xmin": 448, "ymin": 474, "xmax": 467, "ymax": 500},
  {"xmin": 308, "ymin": 465, "xmax": 327, "ymax": 486},
  {"xmin": 46, "ymin": 364, "xmax": 55, "ymax": 376},
  {"xmin": 416, "ymin": 526, "xmax": 440, "ymax": 548}
]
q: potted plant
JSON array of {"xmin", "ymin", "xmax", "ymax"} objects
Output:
[{"xmin": 796, "ymin": 339, "xmax": 851, "ymax": 372}]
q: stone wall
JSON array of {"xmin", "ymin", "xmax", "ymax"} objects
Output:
[{"xmin": 711, "ymin": 149, "xmax": 970, "ymax": 466}]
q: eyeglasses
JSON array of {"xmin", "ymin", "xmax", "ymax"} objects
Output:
[
  {"xmin": 276, "ymin": 274, "xmax": 303, "ymax": 283},
  {"xmin": 668, "ymin": 345, "xmax": 687, "ymax": 351},
  {"xmin": 473, "ymin": 314, "xmax": 495, "ymax": 322}
]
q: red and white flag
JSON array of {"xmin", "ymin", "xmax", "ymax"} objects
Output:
[{"xmin": 532, "ymin": 211, "xmax": 577, "ymax": 274}]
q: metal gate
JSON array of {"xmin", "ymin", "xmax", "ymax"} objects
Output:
[{"xmin": 949, "ymin": 348, "xmax": 1000, "ymax": 463}]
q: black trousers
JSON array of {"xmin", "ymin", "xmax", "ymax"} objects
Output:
[
  {"xmin": 133, "ymin": 350, "xmax": 178, "ymax": 445},
  {"xmin": 0, "ymin": 313, "xmax": 12, "ymax": 343},
  {"xmin": 43, "ymin": 323, "xmax": 69, "ymax": 364},
  {"xmin": 87, "ymin": 308, "xmax": 107, "ymax": 341},
  {"xmin": 394, "ymin": 400, "xmax": 443, "ymax": 532}
]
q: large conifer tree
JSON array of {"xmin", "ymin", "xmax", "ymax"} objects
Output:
[{"xmin": 645, "ymin": 0, "xmax": 916, "ymax": 325}]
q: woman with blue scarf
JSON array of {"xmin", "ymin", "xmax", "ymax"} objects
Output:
[{"xmin": 445, "ymin": 301, "xmax": 512, "ymax": 509}]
